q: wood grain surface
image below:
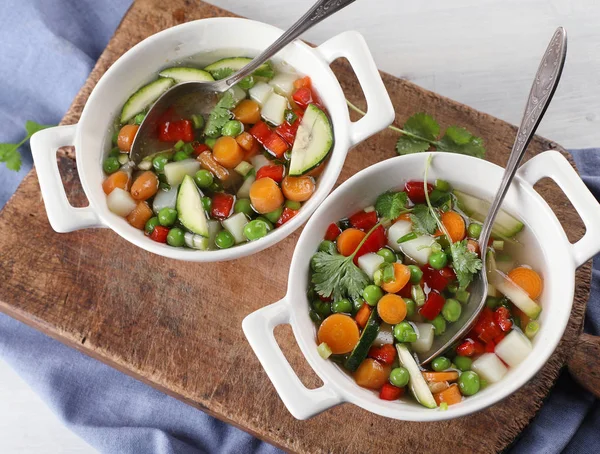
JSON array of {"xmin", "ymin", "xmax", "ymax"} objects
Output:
[
  {"xmin": 0, "ymin": 1, "xmax": 592, "ymax": 453},
  {"xmin": 568, "ymin": 333, "xmax": 600, "ymax": 399}
]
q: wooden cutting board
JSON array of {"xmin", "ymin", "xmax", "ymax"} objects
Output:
[{"xmin": 0, "ymin": 1, "xmax": 593, "ymax": 452}]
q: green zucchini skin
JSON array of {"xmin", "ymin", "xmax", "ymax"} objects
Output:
[{"xmin": 344, "ymin": 309, "xmax": 381, "ymax": 372}]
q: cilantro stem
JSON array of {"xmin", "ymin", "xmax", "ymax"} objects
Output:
[{"xmin": 423, "ymin": 154, "xmax": 451, "ymax": 240}]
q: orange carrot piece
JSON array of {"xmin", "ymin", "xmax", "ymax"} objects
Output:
[
  {"xmin": 213, "ymin": 136, "xmax": 244, "ymax": 169},
  {"xmin": 317, "ymin": 314, "xmax": 360, "ymax": 354},
  {"xmin": 441, "ymin": 211, "xmax": 466, "ymax": 243},
  {"xmin": 249, "ymin": 177, "xmax": 284, "ymax": 214},
  {"xmin": 235, "ymin": 131, "xmax": 256, "ymax": 152},
  {"xmin": 117, "ymin": 124, "xmax": 139, "ymax": 152},
  {"xmin": 396, "ymin": 213, "xmax": 411, "ymax": 222},
  {"xmin": 233, "ymin": 99, "xmax": 261, "ymax": 124},
  {"xmin": 422, "ymin": 371, "xmax": 459, "ymax": 383},
  {"xmin": 102, "ymin": 170, "xmax": 130, "ymax": 195},
  {"xmin": 130, "ymin": 171, "xmax": 159, "ymax": 201},
  {"xmin": 353, "ymin": 358, "xmax": 391, "ymax": 390},
  {"xmin": 281, "ymin": 175, "xmax": 316, "ymax": 202},
  {"xmin": 377, "ymin": 294, "xmax": 407, "ymax": 324},
  {"xmin": 433, "ymin": 383, "xmax": 462, "ymax": 406},
  {"xmin": 355, "ymin": 304, "xmax": 372, "ymax": 329},
  {"xmin": 336, "ymin": 228, "xmax": 366, "ymax": 256},
  {"xmin": 126, "ymin": 201, "xmax": 153, "ymax": 230},
  {"xmin": 381, "ymin": 263, "xmax": 411, "ymax": 294},
  {"xmin": 197, "ymin": 151, "xmax": 229, "ymax": 181},
  {"xmin": 507, "ymin": 266, "xmax": 543, "ymax": 299}
]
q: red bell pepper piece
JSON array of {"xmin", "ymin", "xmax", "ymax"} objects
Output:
[
  {"xmin": 193, "ymin": 143, "xmax": 210, "ymax": 157},
  {"xmin": 149, "ymin": 225, "xmax": 169, "ymax": 243},
  {"xmin": 263, "ymin": 132, "xmax": 289, "ymax": 158},
  {"xmin": 275, "ymin": 207, "xmax": 299, "ymax": 227},
  {"xmin": 485, "ymin": 340, "xmax": 496, "ymax": 353},
  {"xmin": 353, "ymin": 225, "xmax": 386, "ymax": 265},
  {"xmin": 275, "ymin": 120, "xmax": 301, "ymax": 146},
  {"xmin": 379, "ymin": 383, "xmax": 405, "ymax": 401},
  {"xmin": 368, "ymin": 344, "xmax": 396, "ymax": 365},
  {"xmin": 404, "ymin": 181, "xmax": 434, "ymax": 204},
  {"xmin": 349, "ymin": 210, "xmax": 378, "ymax": 232},
  {"xmin": 324, "ymin": 223, "xmax": 341, "ymax": 241},
  {"xmin": 421, "ymin": 265, "xmax": 455, "ymax": 292},
  {"xmin": 494, "ymin": 306, "xmax": 513, "ymax": 332},
  {"xmin": 211, "ymin": 193, "xmax": 234, "ymax": 220},
  {"xmin": 158, "ymin": 120, "xmax": 194, "ymax": 142},
  {"xmin": 292, "ymin": 87, "xmax": 313, "ymax": 109},
  {"xmin": 256, "ymin": 165, "xmax": 285, "ymax": 183},
  {"xmin": 249, "ymin": 121, "xmax": 272, "ymax": 145},
  {"xmin": 419, "ymin": 291, "xmax": 445, "ymax": 320},
  {"xmin": 474, "ymin": 308, "xmax": 503, "ymax": 344},
  {"xmin": 456, "ymin": 338, "xmax": 485, "ymax": 357}
]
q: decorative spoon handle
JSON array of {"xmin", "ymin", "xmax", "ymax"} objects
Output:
[
  {"xmin": 225, "ymin": 0, "xmax": 356, "ymax": 87},
  {"xmin": 478, "ymin": 27, "xmax": 567, "ymax": 249}
]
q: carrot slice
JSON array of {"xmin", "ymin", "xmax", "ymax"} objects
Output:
[
  {"xmin": 377, "ymin": 294, "xmax": 407, "ymax": 324},
  {"xmin": 396, "ymin": 213, "xmax": 411, "ymax": 222},
  {"xmin": 336, "ymin": 228, "xmax": 366, "ymax": 256},
  {"xmin": 433, "ymin": 383, "xmax": 462, "ymax": 406},
  {"xmin": 355, "ymin": 304, "xmax": 371, "ymax": 329},
  {"xmin": 440, "ymin": 211, "xmax": 466, "ymax": 243},
  {"xmin": 213, "ymin": 136, "xmax": 244, "ymax": 169},
  {"xmin": 281, "ymin": 176, "xmax": 316, "ymax": 202},
  {"xmin": 102, "ymin": 170, "xmax": 130, "ymax": 195},
  {"xmin": 117, "ymin": 124, "xmax": 139, "ymax": 152},
  {"xmin": 381, "ymin": 263, "xmax": 411, "ymax": 294},
  {"xmin": 317, "ymin": 314, "xmax": 360, "ymax": 354},
  {"xmin": 353, "ymin": 358, "xmax": 391, "ymax": 390},
  {"xmin": 422, "ymin": 371, "xmax": 459, "ymax": 382},
  {"xmin": 249, "ymin": 177, "xmax": 284, "ymax": 214},
  {"xmin": 507, "ymin": 266, "xmax": 543, "ymax": 299}
]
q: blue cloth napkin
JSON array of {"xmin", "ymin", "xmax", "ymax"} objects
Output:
[{"xmin": 0, "ymin": 1, "xmax": 597, "ymax": 453}]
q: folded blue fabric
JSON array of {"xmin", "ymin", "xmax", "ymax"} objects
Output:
[{"xmin": 0, "ymin": 1, "xmax": 597, "ymax": 453}]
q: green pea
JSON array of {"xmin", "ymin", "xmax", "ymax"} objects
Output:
[
  {"xmin": 432, "ymin": 356, "xmax": 451, "ymax": 371},
  {"xmin": 222, "ymin": 120, "xmax": 244, "ymax": 137},
  {"xmin": 404, "ymin": 298, "xmax": 416, "ymax": 317},
  {"xmin": 153, "ymin": 155, "xmax": 169, "ymax": 172},
  {"xmin": 167, "ymin": 227, "xmax": 185, "ymax": 247},
  {"xmin": 454, "ymin": 356, "xmax": 472, "ymax": 372},
  {"xmin": 318, "ymin": 240, "xmax": 337, "ymax": 255},
  {"xmin": 389, "ymin": 367, "xmax": 410, "ymax": 387},
  {"xmin": 215, "ymin": 230, "xmax": 235, "ymax": 249},
  {"xmin": 173, "ymin": 150, "xmax": 188, "ymax": 162},
  {"xmin": 244, "ymin": 219, "xmax": 269, "ymax": 241},
  {"xmin": 208, "ymin": 181, "xmax": 222, "ymax": 193},
  {"xmin": 133, "ymin": 113, "xmax": 146, "ymax": 125},
  {"xmin": 353, "ymin": 298, "xmax": 364, "ymax": 313},
  {"xmin": 264, "ymin": 206, "xmax": 284, "ymax": 224},
  {"xmin": 332, "ymin": 298, "xmax": 353, "ymax": 314},
  {"xmin": 432, "ymin": 315, "xmax": 446, "ymax": 336},
  {"xmin": 377, "ymin": 248, "xmax": 396, "ymax": 263},
  {"xmin": 442, "ymin": 298, "xmax": 462, "ymax": 322},
  {"xmin": 201, "ymin": 196, "xmax": 212, "ymax": 213},
  {"xmin": 194, "ymin": 169, "xmax": 214, "ymax": 188},
  {"xmin": 205, "ymin": 137, "xmax": 217, "ymax": 149},
  {"xmin": 238, "ymin": 75, "xmax": 255, "ymax": 90},
  {"xmin": 255, "ymin": 216, "xmax": 274, "ymax": 230},
  {"xmin": 408, "ymin": 265, "xmax": 423, "ymax": 284},
  {"xmin": 234, "ymin": 198, "xmax": 254, "ymax": 217},
  {"xmin": 309, "ymin": 310, "xmax": 322, "ymax": 325},
  {"xmin": 112, "ymin": 130, "xmax": 119, "ymax": 145},
  {"xmin": 312, "ymin": 299, "xmax": 331, "ymax": 317},
  {"xmin": 144, "ymin": 216, "xmax": 159, "ymax": 235},
  {"xmin": 362, "ymin": 285, "xmax": 384, "ymax": 306},
  {"xmin": 429, "ymin": 251, "xmax": 448, "ymax": 270},
  {"xmin": 468, "ymin": 222, "xmax": 482, "ymax": 239},
  {"xmin": 458, "ymin": 371, "xmax": 480, "ymax": 396},
  {"xmin": 158, "ymin": 207, "xmax": 177, "ymax": 226},
  {"xmin": 103, "ymin": 156, "xmax": 120, "ymax": 174},
  {"xmin": 285, "ymin": 200, "xmax": 302, "ymax": 210},
  {"xmin": 394, "ymin": 321, "xmax": 417, "ymax": 343}
]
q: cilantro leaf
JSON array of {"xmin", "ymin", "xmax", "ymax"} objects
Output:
[
  {"xmin": 403, "ymin": 113, "xmax": 440, "ymax": 141},
  {"xmin": 0, "ymin": 144, "xmax": 22, "ymax": 171},
  {"xmin": 210, "ymin": 68, "xmax": 234, "ymax": 80},
  {"xmin": 311, "ymin": 251, "xmax": 370, "ymax": 302},
  {"xmin": 396, "ymin": 136, "xmax": 430, "ymax": 155},
  {"xmin": 409, "ymin": 204, "xmax": 438, "ymax": 235},
  {"xmin": 375, "ymin": 191, "xmax": 408, "ymax": 220},
  {"xmin": 203, "ymin": 91, "xmax": 235, "ymax": 138},
  {"xmin": 438, "ymin": 126, "xmax": 485, "ymax": 158},
  {"xmin": 0, "ymin": 143, "xmax": 18, "ymax": 159},
  {"xmin": 25, "ymin": 121, "xmax": 52, "ymax": 136},
  {"xmin": 451, "ymin": 240, "xmax": 483, "ymax": 289}
]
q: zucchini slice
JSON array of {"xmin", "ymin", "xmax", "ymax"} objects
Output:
[
  {"xmin": 177, "ymin": 175, "xmax": 209, "ymax": 237},
  {"xmin": 344, "ymin": 309, "xmax": 380, "ymax": 372},
  {"xmin": 120, "ymin": 78, "xmax": 174, "ymax": 123},
  {"xmin": 204, "ymin": 57, "xmax": 274, "ymax": 80},
  {"xmin": 289, "ymin": 104, "xmax": 333, "ymax": 176},
  {"xmin": 396, "ymin": 343, "xmax": 437, "ymax": 409},
  {"xmin": 158, "ymin": 67, "xmax": 214, "ymax": 83}
]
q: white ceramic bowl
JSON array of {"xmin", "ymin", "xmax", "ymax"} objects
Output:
[
  {"xmin": 30, "ymin": 18, "xmax": 394, "ymax": 262},
  {"xmin": 243, "ymin": 150, "xmax": 600, "ymax": 421}
]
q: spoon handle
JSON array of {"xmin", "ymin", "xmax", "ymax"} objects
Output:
[
  {"xmin": 478, "ymin": 27, "xmax": 567, "ymax": 249},
  {"xmin": 225, "ymin": 0, "xmax": 357, "ymax": 87}
]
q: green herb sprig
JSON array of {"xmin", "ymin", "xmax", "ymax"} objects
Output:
[
  {"xmin": 346, "ymin": 100, "xmax": 486, "ymax": 158},
  {"xmin": 1, "ymin": 121, "xmax": 53, "ymax": 171}
]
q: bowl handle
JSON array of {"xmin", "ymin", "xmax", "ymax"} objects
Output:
[
  {"xmin": 518, "ymin": 150, "xmax": 600, "ymax": 267},
  {"xmin": 242, "ymin": 298, "xmax": 343, "ymax": 420},
  {"xmin": 30, "ymin": 125, "xmax": 105, "ymax": 233},
  {"xmin": 316, "ymin": 31, "xmax": 395, "ymax": 146}
]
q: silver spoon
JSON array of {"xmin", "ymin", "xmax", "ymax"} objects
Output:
[
  {"xmin": 130, "ymin": 0, "xmax": 357, "ymax": 164},
  {"xmin": 419, "ymin": 26, "xmax": 567, "ymax": 365}
]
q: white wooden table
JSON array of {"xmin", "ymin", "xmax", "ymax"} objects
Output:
[{"xmin": 3, "ymin": 0, "xmax": 599, "ymax": 452}]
